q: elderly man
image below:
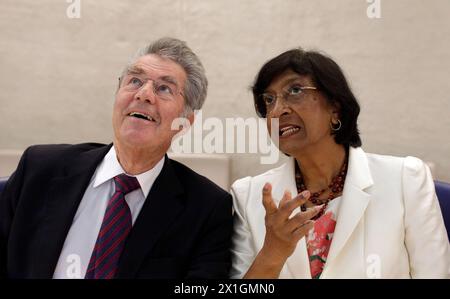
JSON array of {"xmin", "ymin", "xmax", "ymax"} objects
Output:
[{"xmin": 0, "ymin": 37, "xmax": 232, "ymax": 279}]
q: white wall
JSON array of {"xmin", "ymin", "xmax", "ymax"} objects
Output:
[{"xmin": 1, "ymin": 0, "xmax": 449, "ymax": 183}]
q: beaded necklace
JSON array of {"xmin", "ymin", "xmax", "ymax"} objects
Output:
[{"xmin": 295, "ymin": 152, "xmax": 348, "ymax": 220}]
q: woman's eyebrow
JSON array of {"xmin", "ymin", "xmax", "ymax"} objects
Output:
[
  {"xmin": 282, "ymin": 77, "xmax": 305, "ymax": 86},
  {"xmin": 264, "ymin": 77, "xmax": 300, "ymax": 93}
]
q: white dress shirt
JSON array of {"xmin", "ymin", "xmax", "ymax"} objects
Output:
[{"xmin": 53, "ymin": 146, "xmax": 165, "ymax": 279}]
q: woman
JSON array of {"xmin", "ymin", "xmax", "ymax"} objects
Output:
[{"xmin": 230, "ymin": 48, "xmax": 450, "ymax": 278}]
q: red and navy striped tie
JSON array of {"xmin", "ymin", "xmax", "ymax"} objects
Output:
[{"xmin": 85, "ymin": 174, "xmax": 140, "ymax": 279}]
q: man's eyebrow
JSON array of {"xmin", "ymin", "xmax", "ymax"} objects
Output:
[
  {"xmin": 126, "ymin": 66, "xmax": 181, "ymax": 87},
  {"xmin": 126, "ymin": 66, "xmax": 145, "ymax": 75},
  {"xmin": 159, "ymin": 75, "xmax": 180, "ymax": 87}
]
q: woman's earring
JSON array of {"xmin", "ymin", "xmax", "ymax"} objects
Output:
[{"xmin": 330, "ymin": 119, "xmax": 342, "ymax": 131}]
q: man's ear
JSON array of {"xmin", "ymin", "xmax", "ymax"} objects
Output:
[
  {"xmin": 116, "ymin": 77, "xmax": 122, "ymax": 94},
  {"xmin": 187, "ymin": 111, "xmax": 195, "ymax": 125}
]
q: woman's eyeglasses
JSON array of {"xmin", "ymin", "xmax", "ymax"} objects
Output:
[{"xmin": 257, "ymin": 84, "xmax": 317, "ymax": 116}]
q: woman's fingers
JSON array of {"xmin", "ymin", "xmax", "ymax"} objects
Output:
[
  {"xmin": 262, "ymin": 185, "xmax": 318, "ymax": 235},
  {"xmin": 279, "ymin": 190, "xmax": 310, "ymax": 217},
  {"xmin": 292, "ymin": 220, "xmax": 315, "ymax": 241},
  {"xmin": 279, "ymin": 190, "xmax": 292, "ymax": 207},
  {"xmin": 262, "ymin": 183, "xmax": 278, "ymax": 215},
  {"xmin": 286, "ymin": 205, "xmax": 323, "ymax": 233}
]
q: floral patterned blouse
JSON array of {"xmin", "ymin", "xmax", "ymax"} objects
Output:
[{"xmin": 305, "ymin": 197, "xmax": 341, "ymax": 278}]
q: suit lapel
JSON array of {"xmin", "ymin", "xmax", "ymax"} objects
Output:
[
  {"xmin": 33, "ymin": 144, "xmax": 112, "ymax": 278},
  {"xmin": 321, "ymin": 147, "xmax": 373, "ymax": 278},
  {"xmin": 117, "ymin": 157, "xmax": 185, "ymax": 278}
]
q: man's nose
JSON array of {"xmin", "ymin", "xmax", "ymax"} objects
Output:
[{"xmin": 134, "ymin": 81, "xmax": 156, "ymax": 103}]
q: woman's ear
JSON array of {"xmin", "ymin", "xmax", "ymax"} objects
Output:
[{"xmin": 330, "ymin": 101, "xmax": 341, "ymax": 122}]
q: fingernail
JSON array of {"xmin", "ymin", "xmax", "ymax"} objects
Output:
[
  {"xmin": 263, "ymin": 183, "xmax": 270, "ymax": 191},
  {"xmin": 301, "ymin": 190, "xmax": 310, "ymax": 198}
]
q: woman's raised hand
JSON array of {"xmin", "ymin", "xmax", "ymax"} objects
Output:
[
  {"xmin": 243, "ymin": 183, "xmax": 322, "ymax": 278},
  {"xmin": 260, "ymin": 182, "xmax": 322, "ymax": 263}
]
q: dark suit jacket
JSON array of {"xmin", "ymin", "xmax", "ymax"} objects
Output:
[{"xmin": 0, "ymin": 143, "xmax": 233, "ymax": 278}]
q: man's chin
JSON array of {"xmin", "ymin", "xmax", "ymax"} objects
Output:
[{"xmin": 118, "ymin": 133, "xmax": 155, "ymax": 148}]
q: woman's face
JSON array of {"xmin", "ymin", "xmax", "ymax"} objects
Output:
[{"xmin": 264, "ymin": 69, "xmax": 339, "ymax": 156}]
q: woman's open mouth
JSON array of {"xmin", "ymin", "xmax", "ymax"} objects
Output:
[{"xmin": 279, "ymin": 125, "xmax": 301, "ymax": 138}]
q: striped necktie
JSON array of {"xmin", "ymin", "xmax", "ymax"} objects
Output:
[{"xmin": 85, "ymin": 174, "xmax": 140, "ymax": 279}]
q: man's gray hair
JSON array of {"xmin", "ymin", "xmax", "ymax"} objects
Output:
[{"xmin": 121, "ymin": 37, "xmax": 208, "ymax": 115}]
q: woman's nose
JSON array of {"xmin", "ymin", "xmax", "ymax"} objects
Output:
[{"xmin": 270, "ymin": 96, "xmax": 290, "ymax": 118}]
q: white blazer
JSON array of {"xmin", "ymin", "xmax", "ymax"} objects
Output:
[{"xmin": 230, "ymin": 147, "xmax": 450, "ymax": 278}]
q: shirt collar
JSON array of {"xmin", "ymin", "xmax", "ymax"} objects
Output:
[{"xmin": 93, "ymin": 145, "xmax": 165, "ymax": 198}]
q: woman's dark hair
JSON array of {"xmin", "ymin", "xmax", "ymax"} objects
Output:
[{"xmin": 252, "ymin": 48, "xmax": 362, "ymax": 147}]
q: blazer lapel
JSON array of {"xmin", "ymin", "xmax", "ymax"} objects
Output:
[
  {"xmin": 271, "ymin": 158, "xmax": 312, "ymax": 279},
  {"xmin": 117, "ymin": 157, "xmax": 185, "ymax": 278},
  {"xmin": 321, "ymin": 147, "xmax": 373, "ymax": 277},
  {"xmin": 33, "ymin": 144, "xmax": 112, "ymax": 278}
]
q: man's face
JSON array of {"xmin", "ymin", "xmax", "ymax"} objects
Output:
[{"xmin": 112, "ymin": 54, "xmax": 188, "ymax": 153}]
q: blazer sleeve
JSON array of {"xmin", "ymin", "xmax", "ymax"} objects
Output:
[
  {"xmin": 0, "ymin": 147, "xmax": 29, "ymax": 278},
  {"xmin": 230, "ymin": 177, "xmax": 257, "ymax": 279},
  {"xmin": 185, "ymin": 192, "xmax": 233, "ymax": 279},
  {"xmin": 402, "ymin": 156, "xmax": 450, "ymax": 278}
]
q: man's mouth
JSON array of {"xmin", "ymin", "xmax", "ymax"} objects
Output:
[
  {"xmin": 279, "ymin": 125, "xmax": 301, "ymax": 137},
  {"xmin": 128, "ymin": 112, "xmax": 155, "ymax": 122}
]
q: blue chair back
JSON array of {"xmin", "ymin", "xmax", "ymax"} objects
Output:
[{"xmin": 435, "ymin": 180, "xmax": 450, "ymax": 241}]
